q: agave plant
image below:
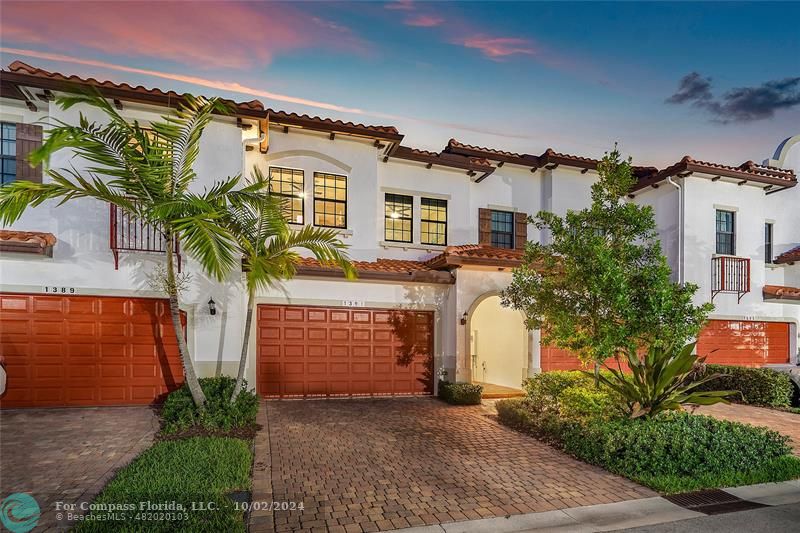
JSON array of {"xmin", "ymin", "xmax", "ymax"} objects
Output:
[
  {"xmin": 222, "ymin": 168, "xmax": 355, "ymax": 401},
  {"xmin": 593, "ymin": 342, "xmax": 735, "ymax": 418},
  {"xmin": 0, "ymin": 91, "xmax": 253, "ymax": 408}
]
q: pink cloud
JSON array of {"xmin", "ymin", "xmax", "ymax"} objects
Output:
[
  {"xmin": 0, "ymin": 1, "xmax": 367, "ymax": 69},
  {"xmin": 405, "ymin": 15, "xmax": 444, "ymax": 28},
  {"xmin": 456, "ymin": 36, "xmax": 537, "ymax": 60}
]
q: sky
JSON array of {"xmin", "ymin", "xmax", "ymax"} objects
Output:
[{"xmin": 1, "ymin": 1, "xmax": 798, "ymax": 167}]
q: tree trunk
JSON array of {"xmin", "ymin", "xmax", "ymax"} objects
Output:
[
  {"xmin": 166, "ymin": 237, "xmax": 206, "ymax": 408},
  {"xmin": 231, "ymin": 288, "xmax": 254, "ymax": 402}
]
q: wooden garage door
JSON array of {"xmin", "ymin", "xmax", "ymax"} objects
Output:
[
  {"xmin": 257, "ymin": 305, "xmax": 433, "ymax": 398},
  {"xmin": 697, "ymin": 320, "xmax": 790, "ymax": 367},
  {"xmin": 0, "ymin": 294, "xmax": 184, "ymax": 408}
]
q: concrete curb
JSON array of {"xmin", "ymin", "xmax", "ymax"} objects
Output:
[{"xmin": 391, "ymin": 480, "xmax": 800, "ymax": 533}]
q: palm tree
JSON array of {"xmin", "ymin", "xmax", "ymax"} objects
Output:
[
  {"xmin": 0, "ymin": 92, "xmax": 255, "ymax": 408},
  {"xmin": 223, "ymin": 169, "xmax": 356, "ymax": 401}
]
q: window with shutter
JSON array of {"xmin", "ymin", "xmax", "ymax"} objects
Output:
[
  {"xmin": 7, "ymin": 123, "xmax": 44, "ymax": 184},
  {"xmin": 514, "ymin": 212, "xmax": 528, "ymax": 250},
  {"xmin": 478, "ymin": 208, "xmax": 492, "ymax": 245}
]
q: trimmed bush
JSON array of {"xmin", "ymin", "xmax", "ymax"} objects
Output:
[
  {"xmin": 161, "ymin": 377, "xmax": 259, "ymax": 434},
  {"xmin": 558, "ymin": 385, "xmax": 621, "ymax": 422},
  {"xmin": 693, "ymin": 365, "xmax": 794, "ymax": 407},
  {"xmin": 438, "ymin": 380, "xmax": 483, "ymax": 405},
  {"xmin": 522, "ymin": 371, "xmax": 592, "ymax": 411},
  {"xmin": 495, "ymin": 398, "xmax": 800, "ymax": 493}
]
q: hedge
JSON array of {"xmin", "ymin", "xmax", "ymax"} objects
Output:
[
  {"xmin": 438, "ymin": 381, "xmax": 483, "ymax": 405},
  {"xmin": 692, "ymin": 365, "xmax": 794, "ymax": 407},
  {"xmin": 161, "ymin": 376, "xmax": 259, "ymax": 434}
]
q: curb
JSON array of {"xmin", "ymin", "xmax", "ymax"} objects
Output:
[{"xmin": 391, "ymin": 480, "xmax": 800, "ymax": 533}]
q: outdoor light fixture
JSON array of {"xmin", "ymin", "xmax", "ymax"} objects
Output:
[
  {"xmin": 389, "ymin": 212, "xmax": 400, "ymax": 219},
  {"xmin": 460, "ymin": 311, "xmax": 468, "ymax": 325},
  {"xmin": 208, "ymin": 297, "xmax": 217, "ymax": 316}
]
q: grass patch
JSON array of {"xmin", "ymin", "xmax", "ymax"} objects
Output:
[{"xmin": 76, "ymin": 437, "xmax": 252, "ymax": 532}]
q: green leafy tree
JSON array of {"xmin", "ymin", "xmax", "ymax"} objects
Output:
[
  {"xmin": 222, "ymin": 168, "xmax": 356, "ymax": 401},
  {"xmin": 0, "ymin": 93, "xmax": 254, "ymax": 408},
  {"xmin": 502, "ymin": 146, "xmax": 713, "ymax": 369}
]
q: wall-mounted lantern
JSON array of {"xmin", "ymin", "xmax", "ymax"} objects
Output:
[
  {"xmin": 208, "ymin": 297, "xmax": 217, "ymax": 316},
  {"xmin": 460, "ymin": 311, "xmax": 468, "ymax": 325}
]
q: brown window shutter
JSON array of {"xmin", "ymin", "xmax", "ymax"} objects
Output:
[
  {"xmin": 478, "ymin": 208, "xmax": 492, "ymax": 245},
  {"xmin": 514, "ymin": 212, "xmax": 528, "ymax": 250},
  {"xmin": 16, "ymin": 123, "xmax": 43, "ymax": 183}
]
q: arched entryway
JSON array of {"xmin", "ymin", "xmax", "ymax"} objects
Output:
[{"xmin": 467, "ymin": 292, "xmax": 528, "ymax": 392}]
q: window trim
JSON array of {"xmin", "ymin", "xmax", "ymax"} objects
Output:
[
  {"xmin": 313, "ymin": 172, "xmax": 348, "ymax": 229},
  {"xmin": 1, "ymin": 121, "xmax": 16, "ymax": 186},
  {"xmin": 268, "ymin": 166, "xmax": 305, "ymax": 225},
  {"xmin": 420, "ymin": 197, "xmax": 448, "ymax": 246},
  {"xmin": 490, "ymin": 209, "xmax": 515, "ymax": 249},
  {"xmin": 765, "ymin": 222, "xmax": 774, "ymax": 264},
  {"xmin": 384, "ymin": 192, "xmax": 413, "ymax": 243},
  {"xmin": 715, "ymin": 209, "xmax": 736, "ymax": 256}
]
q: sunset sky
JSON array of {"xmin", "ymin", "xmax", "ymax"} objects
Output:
[{"xmin": 1, "ymin": 1, "xmax": 798, "ymax": 167}]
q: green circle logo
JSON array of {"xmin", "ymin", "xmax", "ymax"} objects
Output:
[{"xmin": 0, "ymin": 493, "xmax": 40, "ymax": 533}]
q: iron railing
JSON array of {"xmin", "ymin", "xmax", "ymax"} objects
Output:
[
  {"xmin": 109, "ymin": 203, "xmax": 181, "ymax": 271},
  {"xmin": 711, "ymin": 255, "xmax": 749, "ymax": 302}
]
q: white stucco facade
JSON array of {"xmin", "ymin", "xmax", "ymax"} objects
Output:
[{"xmin": 1, "ymin": 70, "xmax": 798, "ymax": 400}]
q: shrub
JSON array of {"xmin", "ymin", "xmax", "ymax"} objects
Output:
[
  {"xmin": 161, "ymin": 376, "xmax": 259, "ymax": 433},
  {"xmin": 438, "ymin": 380, "xmax": 483, "ymax": 405},
  {"xmin": 558, "ymin": 385, "xmax": 621, "ymax": 422},
  {"xmin": 496, "ymin": 398, "xmax": 800, "ymax": 493},
  {"xmin": 522, "ymin": 371, "xmax": 592, "ymax": 411},
  {"xmin": 692, "ymin": 365, "xmax": 794, "ymax": 407}
]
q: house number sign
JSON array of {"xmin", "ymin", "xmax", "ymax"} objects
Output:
[
  {"xmin": 43, "ymin": 286, "xmax": 77, "ymax": 294},
  {"xmin": 341, "ymin": 299, "xmax": 366, "ymax": 308}
]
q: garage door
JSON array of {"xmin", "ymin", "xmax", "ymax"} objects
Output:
[
  {"xmin": 257, "ymin": 304, "xmax": 433, "ymax": 398},
  {"xmin": 697, "ymin": 320, "xmax": 790, "ymax": 367},
  {"xmin": 0, "ymin": 293, "xmax": 184, "ymax": 408}
]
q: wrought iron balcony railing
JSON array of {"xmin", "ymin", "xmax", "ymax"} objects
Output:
[
  {"xmin": 711, "ymin": 255, "xmax": 750, "ymax": 303},
  {"xmin": 109, "ymin": 203, "xmax": 181, "ymax": 271}
]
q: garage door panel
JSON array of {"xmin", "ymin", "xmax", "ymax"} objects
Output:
[
  {"xmin": 0, "ymin": 294, "xmax": 184, "ymax": 408},
  {"xmin": 257, "ymin": 304, "xmax": 433, "ymax": 398},
  {"xmin": 2, "ymin": 319, "xmax": 30, "ymax": 335},
  {"xmin": 697, "ymin": 320, "xmax": 790, "ymax": 366}
]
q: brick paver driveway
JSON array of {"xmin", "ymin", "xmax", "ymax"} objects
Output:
[
  {"xmin": 0, "ymin": 407, "xmax": 159, "ymax": 530},
  {"xmin": 261, "ymin": 398, "xmax": 653, "ymax": 532}
]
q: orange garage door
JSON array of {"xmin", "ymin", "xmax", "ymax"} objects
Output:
[
  {"xmin": 697, "ymin": 320, "xmax": 790, "ymax": 367},
  {"xmin": 0, "ymin": 293, "xmax": 184, "ymax": 408},
  {"xmin": 257, "ymin": 304, "xmax": 433, "ymax": 398}
]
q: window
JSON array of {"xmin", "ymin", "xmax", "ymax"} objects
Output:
[
  {"xmin": 314, "ymin": 172, "xmax": 347, "ymax": 228},
  {"xmin": 765, "ymin": 223, "xmax": 774, "ymax": 264},
  {"xmin": 269, "ymin": 167, "xmax": 305, "ymax": 224},
  {"xmin": 1, "ymin": 122, "xmax": 16, "ymax": 185},
  {"xmin": 421, "ymin": 198, "xmax": 447, "ymax": 246},
  {"xmin": 384, "ymin": 193, "xmax": 413, "ymax": 242},
  {"xmin": 491, "ymin": 210, "xmax": 514, "ymax": 249},
  {"xmin": 715, "ymin": 210, "xmax": 735, "ymax": 255}
]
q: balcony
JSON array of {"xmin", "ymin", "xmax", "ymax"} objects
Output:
[
  {"xmin": 711, "ymin": 255, "xmax": 750, "ymax": 302},
  {"xmin": 110, "ymin": 203, "xmax": 181, "ymax": 271}
]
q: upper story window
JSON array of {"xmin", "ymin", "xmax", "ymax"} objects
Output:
[
  {"xmin": 384, "ymin": 193, "xmax": 413, "ymax": 243},
  {"xmin": 314, "ymin": 172, "xmax": 347, "ymax": 228},
  {"xmin": 715, "ymin": 209, "xmax": 736, "ymax": 255},
  {"xmin": 421, "ymin": 198, "xmax": 447, "ymax": 246},
  {"xmin": 1, "ymin": 122, "xmax": 17, "ymax": 185},
  {"xmin": 765, "ymin": 223, "xmax": 774, "ymax": 264},
  {"xmin": 491, "ymin": 210, "xmax": 515, "ymax": 249},
  {"xmin": 269, "ymin": 167, "xmax": 305, "ymax": 224}
]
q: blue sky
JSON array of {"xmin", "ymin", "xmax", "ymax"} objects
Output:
[{"xmin": 1, "ymin": 1, "xmax": 798, "ymax": 167}]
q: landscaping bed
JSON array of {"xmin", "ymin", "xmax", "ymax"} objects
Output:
[
  {"xmin": 77, "ymin": 377, "xmax": 259, "ymax": 531},
  {"xmin": 497, "ymin": 371, "xmax": 800, "ymax": 494}
]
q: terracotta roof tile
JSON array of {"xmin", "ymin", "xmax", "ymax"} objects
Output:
[
  {"xmin": 0, "ymin": 230, "xmax": 56, "ymax": 256},
  {"xmin": 446, "ymin": 138, "xmax": 525, "ymax": 159},
  {"xmin": 296, "ymin": 257, "xmax": 431, "ymax": 273},
  {"xmin": 775, "ymin": 245, "xmax": 800, "ymax": 265},
  {"xmin": 294, "ymin": 257, "xmax": 454, "ymax": 284},
  {"xmin": 763, "ymin": 284, "xmax": 800, "ymax": 301},
  {"xmin": 267, "ymin": 109, "xmax": 399, "ymax": 135},
  {"xmin": 426, "ymin": 244, "xmax": 524, "ymax": 269},
  {"xmin": 391, "ymin": 145, "xmax": 495, "ymax": 175}
]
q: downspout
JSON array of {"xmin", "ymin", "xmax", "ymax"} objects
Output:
[{"xmin": 666, "ymin": 176, "xmax": 684, "ymax": 285}]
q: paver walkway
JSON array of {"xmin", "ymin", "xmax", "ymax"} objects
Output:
[
  {"xmin": 259, "ymin": 398, "xmax": 653, "ymax": 533},
  {"xmin": 0, "ymin": 407, "xmax": 159, "ymax": 530},
  {"xmin": 695, "ymin": 403, "xmax": 800, "ymax": 455}
]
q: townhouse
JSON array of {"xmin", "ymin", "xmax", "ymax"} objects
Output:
[{"xmin": 0, "ymin": 61, "xmax": 797, "ymax": 407}]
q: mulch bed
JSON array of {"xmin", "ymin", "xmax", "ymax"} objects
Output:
[{"xmin": 157, "ymin": 423, "xmax": 261, "ymax": 441}]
